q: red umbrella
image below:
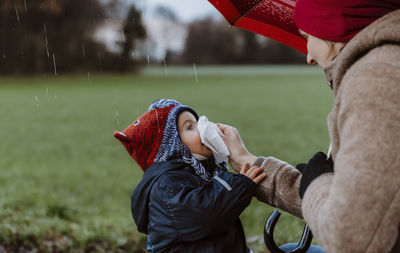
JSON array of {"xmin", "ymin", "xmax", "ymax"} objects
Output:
[{"xmin": 208, "ymin": 0, "xmax": 307, "ymax": 54}]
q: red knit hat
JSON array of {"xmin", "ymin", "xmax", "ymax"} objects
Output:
[
  {"xmin": 114, "ymin": 99, "xmax": 199, "ymax": 171},
  {"xmin": 294, "ymin": 0, "xmax": 400, "ymax": 42}
]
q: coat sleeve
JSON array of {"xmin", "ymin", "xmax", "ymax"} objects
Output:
[
  {"xmin": 301, "ymin": 55, "xmax": 400, "ymax": 252},
  {"xmin": 153, "ymin": 169, "xmax": 256, "ymax": 241},
  {"xmin": 253, "ymin": 157, "xmax": 303, "ymax": 218}
]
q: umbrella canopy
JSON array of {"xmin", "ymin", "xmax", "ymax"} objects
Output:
[{"xmin": 208, "ymin": 0, "xmax": 307, "ymax": 54}]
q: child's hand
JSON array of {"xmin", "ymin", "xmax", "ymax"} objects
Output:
[{"xmin": 240, "ymin": 163, "xmax": 266, "ymax": 184}]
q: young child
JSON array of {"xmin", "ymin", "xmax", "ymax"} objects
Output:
[{"xmin": 114, "ymin": 99, "xmax": 266, "ymax": 253}]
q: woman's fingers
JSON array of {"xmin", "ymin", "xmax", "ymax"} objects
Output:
[
  {"xmin": 216, "ymin": 123, "xmax": 231, "ymax": 134},
  {"xmin": 216, "ymin": 123, "xmax": 235, "ymax": 139},
  {"xmin": 216, "ymin": 122, "xmax": 257, "ymax": 172},
  {"xmin": 216, "ymin": 123, "xmax": 227, "ymax": 135},
  {"xmin": 216, "ymin": 123, "xmax": 245, "ymax": 152}
]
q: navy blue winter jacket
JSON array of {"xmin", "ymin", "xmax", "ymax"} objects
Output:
[{"xmin": 131, "ymin": 159, "xmax": 256, "ymax": 252}]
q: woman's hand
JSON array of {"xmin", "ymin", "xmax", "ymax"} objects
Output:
[
  {"xmin": 240, "ymin": 163, "xmax": 266, "ymax": 184},
  {"xmin": 217, "ymin": 123, "xmax": 257, "ymax": 172}
]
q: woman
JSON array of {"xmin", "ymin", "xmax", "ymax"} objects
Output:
[{"xmin": 217, "ymin": 1, "xmax": 400, "ymax": 252}]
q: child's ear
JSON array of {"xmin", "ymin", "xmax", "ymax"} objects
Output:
[{"xmin": 113, "ymin": 131, "xmax": 129, "ymax": 143}]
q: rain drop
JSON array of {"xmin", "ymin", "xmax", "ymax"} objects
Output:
[
  {"xmin": 87, "ymin": 72, "xmax": 91, "ymax": 84},
  {"xmin": 121, "ymin": 30, "xmax": 126, "ymax": 43},
  {"xmin": 82, "ymin": 43, "xmax": 86, "ymax": 62},
  {"xmin": 34, "ymin": 96, "xmax": 39, "ymax": 107},
  {"xmin": 44, "ymin": 24, "xmax": 49, "ymax": 58},
  {"xmin": 14, "ymin": 3, "xmax": 19, "ymax": 22},
  {"xmin": 116, "ymin": 110, "xmax": 120, "ymax": 126},
  {"xmin": 155, "ymin": 109, "xmax": 160, "ymax": 133},
  {"xmin": 45, "ymin": 88, "xmax": 49, "ymax": 94},
  {"xmin": 193, "ymin": 63, "xmax": 198, "ymax": 84},
  {"xmin": 147, "ymin": 55, "xmax": 150, "ymax": 66},
  {"xmin": 163, "ymin": 59, "xmax": 167, "ymax": 76},
  {"xmin": 24, "ymin": 0, "xmax": 27, "ymax": 12},
  {"xmin": 52, "ymin": 53, "xmax": 57, "ymax": 76},
  {"xmin": 54, "ymin": 95, "xmax": 58, "ymax": 100}
]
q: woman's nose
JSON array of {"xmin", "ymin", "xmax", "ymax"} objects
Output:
[{"xmin": 306, "ymin": 54, "xmax": 317, "ymax": 65}]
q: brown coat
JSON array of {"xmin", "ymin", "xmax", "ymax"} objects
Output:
[{"xmin": 254, "ymin": 10, "xmax": 400, "ymax": 253}]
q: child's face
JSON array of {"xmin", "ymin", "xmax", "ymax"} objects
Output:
[{"xmin": 178, "ymin": 111, "xmax": 213, "ymax": 158}]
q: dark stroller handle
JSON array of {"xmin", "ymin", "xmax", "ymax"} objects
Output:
[{"xmin": 264, "ymin": 209, "xmax": 313, "ymax": 253}]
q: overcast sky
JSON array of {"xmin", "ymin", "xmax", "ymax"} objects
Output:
[{"xmin": 145, "ymin": 0, "xmax": 220, "ymax": 22}]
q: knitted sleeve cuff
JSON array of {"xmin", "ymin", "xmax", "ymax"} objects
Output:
[{"xmin": 253, "ymin": 157, "xmax": 265, "ymax": 167}]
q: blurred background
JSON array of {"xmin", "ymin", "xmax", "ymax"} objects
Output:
[
  {"xmin": 0, "ymin": 0, "xmax": 306, "ymax": 75},
  {"xmin": 0, "ymin": 0, "xmax": 333, "ymax": 252}
]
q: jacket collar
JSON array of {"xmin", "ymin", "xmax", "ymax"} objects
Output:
[
  {"xmin": 131, "ymin": 160, "xmax": 186, "ymax": 234},
  {"xmin": 323, "ymin": 9, "xmax": 400, "ymax": 94}
]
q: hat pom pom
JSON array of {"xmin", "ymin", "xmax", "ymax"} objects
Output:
[{"xmin": 148, "ymin": 99, "xmax": 179, "ymax": 111}]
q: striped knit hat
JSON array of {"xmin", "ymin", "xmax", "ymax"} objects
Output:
[{"xmin": 114, "ymin": 99, "xmax": 213, "ymax": 181}]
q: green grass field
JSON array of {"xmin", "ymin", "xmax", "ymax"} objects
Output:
[{"xmin": 0, "ymin": 65, "xmax": 333, "ymax": 252}]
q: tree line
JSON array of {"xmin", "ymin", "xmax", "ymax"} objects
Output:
[
  {"xmin": 0, "ymin": 0, "xmax": 145, "ymax": 74},
  {"xmin": 176, "ymin": 18, "xmax": 305, "ymax": 65},
  {"xmin": 0, "ymin": 1, "xmax": 305, "ymax": 75}
]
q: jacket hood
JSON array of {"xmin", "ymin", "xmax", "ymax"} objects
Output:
[
  {"xmin": 324, "ymin": 9, "xmax": 400, "ymax": 93},
  {"xmin": 131, "ymin": 160, "xmax": 185, "ymax": 234}
]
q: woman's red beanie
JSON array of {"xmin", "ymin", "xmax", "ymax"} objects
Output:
[{"xmin": 293, "ymin": 0, "xmax": 400, "ymax": 42}]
